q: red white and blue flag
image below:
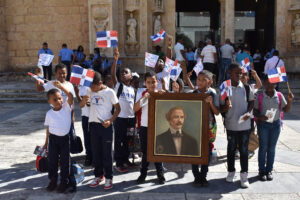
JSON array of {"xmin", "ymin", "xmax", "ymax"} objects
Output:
[
  {"xmin": 170, "ymin": 65, "xmax": 182, "ymax": 81},
  {"xmin": 151, "ymin": 29, "xmax": 166, "ymax": 43},
  {"xmin": 70, "ymin": 65, "xmax": 95, "ymax": 87},
  {"xmin": 28, "ymin": 72, "xmax": 45, "ymax": 85},
  {"xmin": 96, "ymin": 31, "xmax": 118, "ymax": 48},
  {"xmin": 240, "ymin": 57, "xmax": 251, "ymax": 73},
  {"xmin": 165, "ymin": 57, "xmax": 180, "ymax": 73},
  {"xmin": 220, "ymin": 80, "xmax": 232, "ymax": 101},
  {"xmin": 145, "ymin": 52, "xmax": 159, "ymax": 68},
  {"xmin": 267, "ymin": 66, "xmax": 288, "ymax": 83}
]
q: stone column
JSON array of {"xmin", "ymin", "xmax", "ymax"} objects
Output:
[{"xmin": 220, "ymin": 0, "xmax": 235, "ymax": 43}]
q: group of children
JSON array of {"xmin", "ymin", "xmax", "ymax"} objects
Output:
[{"xmin": 34, "ymin": 40, "xmax": 294, "ymax": 193}]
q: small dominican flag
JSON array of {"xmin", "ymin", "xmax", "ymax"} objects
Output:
[
  {"xmin": 151, "ymin": 29, "xmax": 166, "ymax": 43},
  {"xmin": 193, "ymin": 59, "xmax": 204, "ymax": 76},
  {"xmin": 220, "ymin": 80, "xmax": 232, "ymax": 101},
  {"xmin": 96, "ymin": 31, "xmax": 118, "ymax": 48},
  {"xmin": 27, "ymin": 72, "xmax": 45, "ymax": 85},
  {"xmin": 267, "ymin": 66, "xmax": 288, "ymax": 83},
  {"xmin": 170, "ymin": 66, "xmax": 182, "ymax": 82},
  {"xmin": 145, "ymin": 52, "xmax": 159, "ymax": 68},
  {"xmin": 240, "ymin": 57, "xmax": 251, "ymax": 73},
  {"xmin": 165, "ymin": 57, "xmax": 180, "ymax": 73},
  {"xmin": 70, "ymin": 65, "xmax": 95, "ymax": 87}
]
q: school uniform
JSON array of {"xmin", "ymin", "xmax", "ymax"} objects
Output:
[
  {"xmin": 43, "ymin": 81, "xmax": 76, "ymax": 103},
  {"xmin": 136, "ymin": 90, "xmax": 163, "ymax": 175},
  {"xmin": 113, "ymin": 82, "xmax": 136, "ymax": 168},
  {"xmin": 89, "ymin": 87, "xmax": 118, "ymax": 179},
  {"xmin": 74, "ymin": 51, "xmax": 85, "ymax": 65},
  {"xmin": 44, "ymin": 102, "xmax": 72, "ymax": 184},
  {"xmin": 59, "ymin": 48, "xmax": 74, "ymax": 80},
  {"xmin": 254, "ymin": 90, "xmax": 287, "ymax": 173},
  {"xmin": 38, "ymin": 48, "xmax": 54, "ymax": 80},
  {"xmin": 220, "ymin": 81, "xmax": 254, "ymax": 173}
]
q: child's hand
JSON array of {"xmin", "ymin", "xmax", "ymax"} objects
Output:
[
  {"xmin": 102, "ymin": 120, "xmax": 111, "ymax": 128},
  {"xmin": 42, "ymin": 143, "xmax": 48, "ymax": 149},
  {"xmin": 158, "ymin": 90, "xmax": 166, "ymax": 95},
  {"xmin": 288, "ymin": 92, "xmax": 294, "ymax": 102},
  {"xmin": 83, "ymin": 95, "xmax": 90, "ymax": 103},
  {"xmin": 143, "ymin": 92, "xmax": 150, "ymax": 99},
  {"xmin": 186, "ymin": 71, "xmax": 193, "ymax": 78},
  {"xmin": 52, "ymin": 81, "xmax": 62, "ymax": 89},
  {"xmin": 260, "ymin": 115, "xmax": 269, "ymax": 122},
  {"xmin": 251, "ymin": 69, "xmax": 258, "ymax": 77},
  {"xmin": 35, "ymin": 68, "xmax": 41, "ymax": 76},
  {"xmin": 226, "ymin": 98, "xmax": 232, "ymax": 109},
  {"xmin": 167, "ymin": 34, "xmax": 173, "ymax": 46},
  {"xmin": 205, "ymin": 95, "xmax": 213, "ymax": 105},
  {"xmin": 172, "ymin": 81, "xmax": 179, "ymax": 93},
  {"xmin": 114, "ymin": 47, "xmax": 120, "ymax": 61},
  {"xmin": 242, "ymin": 112, "xmax": 251, "ymax": 121}
]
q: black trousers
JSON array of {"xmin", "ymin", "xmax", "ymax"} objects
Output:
[
  {"xmin": 48, "ymin": 134, "xmax": 70, "ymax": 184},
  {"xmin": 114, "ymin": 117, "xmax": 136, "ymax": 167},
  {"xmin": 90, "ymin": 122, "xmax": 113, "ymax": 179},
  {"xmin": 62, "ymin": 61, "xmax": 71, "ymax": 81},
  {"xmin": 82, "ymin": 116, "xmax": 92, "ymax": 159},
  {"xmin": 191, "ymin": 143, "xmax": 211, "ymax": 179},
  {"xmin": 42, "ymin": 63, "xmax": 52, "ymax": 80},
  {"xmin": 139, "ymin": 126, "xmax": 163, "ymax": 175}
]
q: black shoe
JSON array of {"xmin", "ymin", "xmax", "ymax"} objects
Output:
[
  {"xmin": 157, "ymin": 173, "xmax": 165, "ymax": 184},
  {"xmin": 258, "ymin": 172, "xmax": 267, "ymax": 181},
  {"xmin": 46, "ymin": 181, "xmax": 57, "ymax": 192},
  {"xmin": 57, "ymin": 182, "xmax": 68, "ymax": 193},
  {"xmin": 266, "ymin": 172, "xmax": 273, "ymax": 181},
  {"xmin": 200, "ymin": 177, "xmax": 209, "ymax": 187},
  {"xmin": 84, "ymin": 156, "xmax": 92, "ymax": 166},
  {"xmin": 137, "ymin": 174, "xmax": 147, "ymax": 184},
  {"xmin": 193, "ymin": 177, "xmax": 202, "ymax": 187}
]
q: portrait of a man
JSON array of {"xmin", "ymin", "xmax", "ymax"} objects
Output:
[{"xmin": 155, "ymin": 107, "xmax": 199, "ymax": 156}]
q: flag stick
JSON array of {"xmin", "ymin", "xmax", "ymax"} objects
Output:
[{"xmin": 286, "ymin": 81, "xmax": 291, "ymax": 93}]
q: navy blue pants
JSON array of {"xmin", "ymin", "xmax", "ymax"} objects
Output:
[
  {"xmin": 62, "ymin": 61, "xmax": 71, "ymax": 81},
  {"xmin": 90, "ymin": 122, "xmax": 113, "ymax": 179},
  {"xmin": 114, "ymin": 117, "xmax": 135, "ymax": 167},
  {"xmin": 139, "ymin": 126, "xmax": 163, "ymax": 174},
  {"xmin": 48, "ymin": 134, "xmax": 70, "ymax": 184},
  {"xmin": 82, "ymin": 116, "xmax": 92, "ymax": 159},
  {"xmin": 227, "ymin": 130, "xmax": 250, "ymax": 173},
  {"xmin": 192, "ymin": 143, "xmax": 211, "ymax": 179},
  {"xmin": 42, "ymin": 63, "xmax": 52, "ymax": 80}
]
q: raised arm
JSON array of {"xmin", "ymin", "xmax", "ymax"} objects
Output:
[
  {"xmin": 283, "ymin": 92, "xmax": 294, "ymax": 113},
  {"xmin": 166, "ymin": 35, "xmax": 173, "ymax": 59},
  {"xmin": 53, "ymin": 81, "xmax": 74, "ymax": 106},
  {"xmin": 251, "ymin": 69, "xmax": 262, "ymax": 89},
  {"xmin": 35, "ymin": 68, "xmax": 45, "ymax": 92},
  {"xmin": 111, "ymin": 47, "xmax": 119, "ymax": 86},
  {"xmin": 134, "ymin": 92, "xmax": 149, "ymax": 112}
]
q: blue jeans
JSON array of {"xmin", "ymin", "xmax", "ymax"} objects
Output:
[
  {"xmin": 227, "ymin": 130, "xmax": 250, "ymax": 173},
  {"xmin": 221, "ymin": 58, "xmax": 231, "ymax": 82},
  {"xmin": 257, "ymin": 119, "xmax": 281, "ymax": 173}
]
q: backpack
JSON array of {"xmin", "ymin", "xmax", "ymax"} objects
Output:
[
  {"xmin": 255, "ymin": 92, "xmax": 284, "ymax": 124},
  {"xmin": 36, "ymin": 156, "xmax": 48, "ymax": 173},
  {"xmin": 111, "ymin": 83, "xmax": 124, "ymax": 114}
]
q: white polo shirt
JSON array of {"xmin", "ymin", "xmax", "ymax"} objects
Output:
[
  {"xmin": 174, "ymin": 42, "xmax": 184, "ymax": 61},
  {"xmin": 114, "ymin": 82, "xmax": 135, "ymax": 118}
]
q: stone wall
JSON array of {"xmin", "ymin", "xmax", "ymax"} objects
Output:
[
  {"xmin": 0, "ymin": 0, "xmax": 8, "ymax": 71},
  {"xmin": 4, "ymin": 0, "xmax": 89, "ymax": 72}
]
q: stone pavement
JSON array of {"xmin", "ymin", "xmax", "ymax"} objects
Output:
[{"xmin": 0, "ymin": 100, "xmax": 300, "ymax": 199}]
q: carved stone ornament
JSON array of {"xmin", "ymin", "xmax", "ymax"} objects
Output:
[
  {"xmin": 153, "ymin": 0, "xmax": 164, "ymax": 13},
  {"xmin": 154, "ymin": 15, "xmax": 162, "ymax": 34},
  {"xmin": 292, "ymin": 13, "xmax": 300, "ymax": 46},
  {"xmin": 93, "ymin": 7, "xmax": 109, "ymax": 32},
  {"xmin": 125, "ymin": 0, "xmax": 139, "ymax": 12}
]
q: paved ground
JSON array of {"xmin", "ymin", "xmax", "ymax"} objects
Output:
[{"xmin": 0, "ymin": 88, "xmax": 300, "ymax": 199}]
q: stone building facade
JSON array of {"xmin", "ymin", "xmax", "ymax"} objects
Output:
[{"xmin": 0, "ymin": 0, "xmax": 300, "ymax": 75}]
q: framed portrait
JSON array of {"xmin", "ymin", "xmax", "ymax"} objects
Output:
[{"xmin": 147, "ymin": 93, "xmax": 210, "ymax": 165}]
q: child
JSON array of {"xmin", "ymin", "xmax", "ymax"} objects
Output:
[
  {"xmin": 191, "ymin": 70, "xmax": 220, "ymax": 186},
  {"xmin": 83, "ymin": 72, "xmax": 120, "ymax": 190},
  {"xmin": 254, "ymin": 75, "xmax": 293, "ymax": 181},
  {"xmin": 111, "ymin": 47, "xmax": 137, "ymax": 172},
  {"xmin": 134, "ymin": 71, "xmax": 165, "ymax": 184},
  {"xmin": 220, "ymin": 63, "xmax": 255, "ymax": 188},
  {"xmin": 43, "ymin": 82, "xmax": 73, "ymax": 193}
]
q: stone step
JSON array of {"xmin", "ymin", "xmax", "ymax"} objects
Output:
[
  {"xmin": 0, "ymin": 89, "xmax": 38, "ymax": 93},
  {"xmin": 0, "ymin": 92, "xmax": 46, "ymax": 99},
  {"xmin": 0, "ymin": 98, "xmax": 47, "ymax": 103}
]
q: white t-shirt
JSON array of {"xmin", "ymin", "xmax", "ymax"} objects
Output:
[
  {"xmin": 174, "ymin": 42, "xmax": 184, "ymax": 61},
  {"xmin": 79, "ymin": 86, "xmax": 90, "ymax": 117},
  {"xmin": 201, "ymin": 45, "xmax": 216, "ymax": 63},
  {"xmin": 114, "ymin": 82, "xmax": 135, "ymax": 118},
  {"xmin": 44, "ymin": 102, "xmax": 72, "ymax": 136},
  {"xmin": 135, "ymin": 89, "xmax": 149, "ymax": 127},
  {"xmin": 43, "ymin": 81, "xmax": 76, "ymax": 103},
  {"xmin": 220, "ymin": 44, "xmax": 234, "ymax": 59},
  {"xmin": 89, "ymin": 87, "xmax": 119, "ymax": 123},
  {"xmin": 156, "ymin": 67, "xmax": 170, "ymax": 91}
]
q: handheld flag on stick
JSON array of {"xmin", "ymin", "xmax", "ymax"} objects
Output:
[
  {"xmin": 240, "ymin": 57, "xmax": 251, "ymax": 73},
  {"xmin": 145, "ymin": 52, "xmax": 159, "ymax": 68},
  {"xmin": 170, "ymin": 66, "xmax": 182, "ymax": 82},
  {"xmin": 220, "ymin": 80, "xmax": 232, "ymax": 101},
  {"xmin": 38, "ymin": 54, "xmax": 54, "ymax": 67},
  {"xmin": 267, "ymin": 66, "xmax": 287, "ymax": 84},
  {"xmin": 27, "ymin": 72, "xmax": 45, "ymax": 85},
  {"xmin": 193, "ymin": 59, "xmax": 204, "ymax": 76},
  {"xmin": 70, "ymin": 65, "xmax": 95, "ymax": 87},
  {"xmin": 96, "ymin": 31, "xmax": 118, "ymax": 48},
  {"xmin": 165, "ymin": 57, "xmax": 180, "ymax": 73},
  {"xmin": 151, "ymin": 29, "xmax": 166, "ymax": 43}
]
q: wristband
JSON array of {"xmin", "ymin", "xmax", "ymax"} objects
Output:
[{"xmin": 168, "ymin": 46, "xmax": 172, "ymax": 49}]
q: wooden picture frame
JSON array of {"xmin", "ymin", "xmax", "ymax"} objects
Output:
[{"xmin": 147, "ymin": 92, "xmax": 210, "ymax": 165}]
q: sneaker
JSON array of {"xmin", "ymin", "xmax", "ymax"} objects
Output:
[
  {"xmin": 266, "ymin": 172, "xmax": 273, "ymax": 181},
  {"xmin": 136, "ymin": 174, "xmax": 147, "ymax": 184},
  {"xmin": 240, "ymin": 172, "xmax": 250, "ymax": 188},
  {"xmin": 46, "ymin": 181, "xmax": 57, "ymax": 192},
  {"xmin": 89, "ymin": 176, "xmax": 104, "ymax": 188},
  {"xmin": 258, "ymin": 172, "xmax": 267, "ymax": 181},
  {"xmin": 248, "ymin": 151, "xmax": 255, "ymax": 158},
  {"xmin": 104, "ymin": 179, "xmax": 113, "ymax": 190},
  {"xmin": 115, "ymin": 166, "xmax": 128, "ymax": 173},
  {"xmin": 226, "ymin": 172, "xmax": 235, "ymax": 182},
  {"xmin": 57, "ymin": 182, "xmax": 68, "ymax": 193},
  {"xmin": 84, "ymin": 156, "xmax": 92, "ymax": 166},
  {"xmin": 123, "ymin": 160, "xmax": 135, "ymax": 168}
]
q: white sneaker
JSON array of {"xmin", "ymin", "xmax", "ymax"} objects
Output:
[
  {"xmin": 240, "ymin": 172, "xmax": 250, "ymax": 188},
  {"xmin": 104, "ymin": 179, "xmax": 113, "ymax": 190},
  {"xmin": 226, "ymin": 172, "xmax": 235, "ymax": 182}
]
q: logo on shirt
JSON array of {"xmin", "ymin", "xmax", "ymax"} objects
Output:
[{"xmin": 92, "ymin": 96, "xmax": 104, "ymax": 104}]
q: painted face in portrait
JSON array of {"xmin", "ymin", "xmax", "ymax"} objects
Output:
[{"xmin": 168, "ymin": 109, "xmax": 185, "ymax": 131}]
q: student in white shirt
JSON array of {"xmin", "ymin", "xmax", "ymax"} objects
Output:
[
  {"xmin": 174, "ymin": 36, "xmax": 188, "ymax": 83},
  {"xmin": 110, "ymin": 47, "xmax": 137, "ymax": 172},
  {"xmin": 134, "ymin": 71, "xmax": 165, "ymax": 185},
  {"xmin": 201, "ymin": 39, "xmax": 217, "ymax": 74},
  {"xmin": 264, "ymin": 50, "xmax": 284, "ymax": 74},
  {"xmin": 82, "ymin": 72, "xmax": 120, "ymax": 190},
  {"xmin": 42, "ymin": 82, "xmax": 73, "ymax": 193}
]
